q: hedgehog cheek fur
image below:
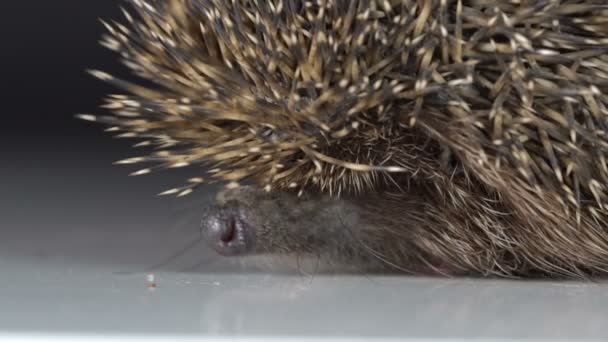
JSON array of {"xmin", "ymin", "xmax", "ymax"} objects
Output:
[
  {"xmin": 199, "ymin": 186, "xmax": 370, "ymax": 259},
  {"xmin": 199, "ymin": 186, "xmax": 457, "ymax": 275}
]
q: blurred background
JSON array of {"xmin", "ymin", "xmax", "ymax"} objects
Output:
[
  {"xmin": 0, "ymin": 1, "xmax": 606, "ymax": 340},
  {"xmin": 0, "ymin": 0, "xmax": 219, "ymax": 272}
]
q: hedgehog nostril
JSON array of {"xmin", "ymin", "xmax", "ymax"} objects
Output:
[
  {"xmin": 221, "ymin": 217, "xmax": 237, "ymax": 243},
  {"xmin": 201, "ymin": 206, "xmax": 255, "ymax": 256}
]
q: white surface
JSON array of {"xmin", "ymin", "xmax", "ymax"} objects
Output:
[{"xmin": 0, "ymin": 256, "xmax": 607, "ymax": 341}]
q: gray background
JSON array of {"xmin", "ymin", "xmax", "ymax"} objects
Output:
[{"xmin": 1, "ymin": 1, "xmax": 607, "ymax": 341}]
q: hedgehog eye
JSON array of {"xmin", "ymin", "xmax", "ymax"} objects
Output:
[{"xmin": 440, "ymin": 145, "xmax": 463, "ymax": 176}]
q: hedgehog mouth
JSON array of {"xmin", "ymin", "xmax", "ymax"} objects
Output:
[{"xmin": 200, "ymin": 205, "xmax": 256, "ymax": 256}]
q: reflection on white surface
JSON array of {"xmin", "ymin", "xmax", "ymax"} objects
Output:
[
  {"xmin": 0, "ymin": 335, "xmax": 536, "ymax": 342},
  {"xmin": 0, "ymin": 257, "xmax": 606, "ymax": 341}
]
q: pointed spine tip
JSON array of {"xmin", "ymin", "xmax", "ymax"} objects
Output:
[{"xmin": 76, "ymin": 114, "xmax": 97, "ymax": 122}]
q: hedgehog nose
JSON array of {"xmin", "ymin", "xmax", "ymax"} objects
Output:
[{"xmin": 200, "ymin": 205, "xmax": 255, "ymax": 256}]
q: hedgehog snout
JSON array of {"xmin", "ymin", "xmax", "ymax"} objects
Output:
[{"xmin": 200, "ymin": 204, "xmax": 255, "ymax": 256}]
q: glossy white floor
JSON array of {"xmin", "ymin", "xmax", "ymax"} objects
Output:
[{"xmin": 1, "ymin": 253, "xmax": 607, "ymax": 342}]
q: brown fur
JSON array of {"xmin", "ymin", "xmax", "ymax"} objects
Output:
[{"xmin": 84, "ymin": 0, "xmax": 608, "ymax": 278}]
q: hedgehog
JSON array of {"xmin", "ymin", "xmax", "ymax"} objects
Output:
[{"xmin": 80, "ymin": 0, "xmax": 608, "ymax": 278}]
